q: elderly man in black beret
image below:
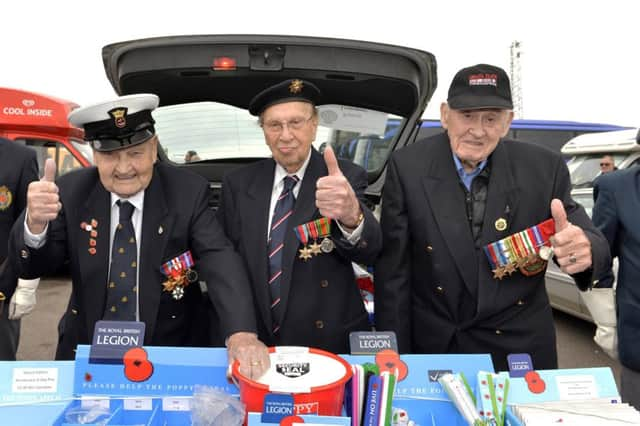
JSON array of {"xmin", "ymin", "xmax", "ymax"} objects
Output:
[
  {"xmin": 217, "ymin": 79, "xmax": 382, "ymax": 354},
  {"xmin": 8, "ymin": 94, "xmax": 268, "ymax": 378}
]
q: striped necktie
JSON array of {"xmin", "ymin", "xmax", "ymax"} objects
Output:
[
  {"xmin": 103, "ymin": 200, "xmax": 137, "ymax": 321},
  {"xmin": 267, "ymin": 175, "xmax": 299, "ymax": 334}
]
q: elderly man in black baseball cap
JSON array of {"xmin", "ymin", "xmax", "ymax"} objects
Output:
[
  {"xmin": 9, "ymin": 94, "xmax": 269, "ymax": 378},
  {"xmin": 375, "ymin": 64, "xmax": 610, "ymax": 372}
]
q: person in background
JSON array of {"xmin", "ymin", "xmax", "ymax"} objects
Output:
[
  {"xmin": 217, "ymin": 79, "xmax": 382, "ymax": 354},
  {"xmin": 0, "ymin": 137, "xmax": 40, "ymax": 360},
  {"xmin": 375, "ymin": 64, "xmax": 610, "ymax": 371},
  {"xmin": 8, "ymin": 94, "xmax": 268, "ymax": 378},
  {"xmin": 184, "ymin": 150, "xmax": 201, "ymax": 163},
  {"xmin": 592, "ymin": 166, "xmax": 640, "ymax": 409},
  {"xmin": 599, "ymin": 154, "xmax": 617, "ymax": 174}
]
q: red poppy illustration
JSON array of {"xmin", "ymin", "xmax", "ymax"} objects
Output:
[{"xmin": 123, "ymin": 347, "xmax": 154, "ymax": 382}]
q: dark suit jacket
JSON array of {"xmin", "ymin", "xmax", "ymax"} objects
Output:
[
  {"xmin": 0, "ymin": 138, "xmax": 39, "ymax": 299},
  {"xmin": 593, "ymin": 167, "xmax": 640, "ymax": 371},
  {"xmin": 9, "ymin": 163, "xmax": 257, "ymax": 359},
  {"xmin": 375, "ymin": 133, "xmax": 610, "ymax": 371},
  {"xmin": 217, "ymin": 148, "xmax": 382, "ymax": 354}
]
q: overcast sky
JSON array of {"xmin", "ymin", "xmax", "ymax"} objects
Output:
[{"xmin": 2, "ymin": 1, "xmax": 638, "ymax": 126}]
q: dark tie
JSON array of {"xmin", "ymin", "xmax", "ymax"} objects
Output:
[
  {"xmin": 103, "ymin": 200, "xmax": 137, "ymax": 321},
  {"xmin": 267, "ymin": 175, "xmax": 299, "ymax": 334}
]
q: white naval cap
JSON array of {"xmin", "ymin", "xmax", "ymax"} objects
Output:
[{"xmin": 68, "ymin": 94, "xmax": 160, "ymax": 152}]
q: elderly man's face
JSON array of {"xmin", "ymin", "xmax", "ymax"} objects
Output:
[
  {"xmin": 94, "ymin": 137, "xmax": 157, "ymax": 198},
  {"xmin": 440, "ymin": 104, "xmax": 513, "ymax": 172},
  {"xmin": 261, "ymin": 101, "xmax": 318, "ymax": 173}
]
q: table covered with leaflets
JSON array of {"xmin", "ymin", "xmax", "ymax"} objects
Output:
[{"xmin": 0, "ymin": 337, "xmax": 634, "ymax": 425}]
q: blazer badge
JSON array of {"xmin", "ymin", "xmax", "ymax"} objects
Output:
[
  {"xmin": 80, "ymin": 219, "xmax": 99, "ymax": 255},
  {"xmin": 0, "ymin": 186, "xmax": 13, "ymax": 210}
]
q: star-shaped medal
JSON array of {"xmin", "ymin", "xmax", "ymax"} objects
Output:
[
  {"xmin": 503, "ymin": 262, "xmax": 517, "ymax": 276},
  {"xmin": 309, "ymin": 241, "xmax": 322, "ymax": 256},
  {"xmin": 493, "ymin": 266, "xmax": 507, "ymax": 280},
  {"xmin": 298, "ymin": 246, "xmax": 313, "ymax": 261}
]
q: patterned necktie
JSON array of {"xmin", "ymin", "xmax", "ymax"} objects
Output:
[
  {"xmin": 267, "ymin": 175, "xmax": 299, "ymax": 334},
  {"xmin": 103, "ymin": 200, "xmax": 137, "ymax": 321}
]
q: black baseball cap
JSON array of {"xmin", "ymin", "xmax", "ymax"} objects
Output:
[
  {"xmin": 249, "ymin": 79, "xmax": 321, "ymax": 116},
  {"xmin": 68, "ymin": 94, "xmax": 159, "ymax": 152},
  {"xmin": 447, "ymin": 64, "xmax": 513, "ymax": 110}
]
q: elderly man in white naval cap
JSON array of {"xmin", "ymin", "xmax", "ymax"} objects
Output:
[{"xmin": 8, "ymin": 94, "xmax": 269, "ymax": 378}]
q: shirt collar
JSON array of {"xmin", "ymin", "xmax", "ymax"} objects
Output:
[
  {"xmin": 273, "ymin": 148, "xmax": 312, "ymax": 185},
  {"xmin": 452, "ymin": 153, "xmax": 487, "ymax": 179},
  {"xmin": 110, "ymin": 190, "xmax": 145, "ymax": 212}
]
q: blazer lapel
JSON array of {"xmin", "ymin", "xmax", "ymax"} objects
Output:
[
  {"xmin": 244, "ymin": 160, "xmax": 276, "ymax": 331},
  {"xmin": 78, "ymin": 183, "xmax": 111, "ymax": 334},
  {"xmin": 138, "ymin": 170, "xmax": 171, "ymax": 344},
  {"xmin": 477, "ymin": 142, "xmax": 520, "ymax": 313},
  {"xmin": 278, "ymin": 149, "xmax": 323, "ymax": 324},
  {"xmin": 478, "ymin": 142, "xmax": 520, "ymax": 246},
  {"xmin": 422, "ymin": 137, "xmax": 478, "ymax": 297}
]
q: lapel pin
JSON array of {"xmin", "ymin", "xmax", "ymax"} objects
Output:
[
  {"xmin": 158, "ymin": 226, "xmax": 164, "ymax": 235},
  {"xmin": 495, "ymin": 218, "xmax": 507, "ymax": 231}
]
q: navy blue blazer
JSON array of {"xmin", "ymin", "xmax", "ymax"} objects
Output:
[
  {"xmin": 217, "ymin": 148, "xmax": 382, "ymax": 354},
  {"xmin": 593, "ymin": 167, "xmax": 640, "ymax": 370},
  {"xmin": 375, "ymin": 133, "xmax": 610, "ymax": 371},
  {"xmin": 0, "ymin": 138, "xmax": 39, "ymax": 299},
  {"xmin": 8, "ymin": 163, "xmax": 257, "ymax": 359}
]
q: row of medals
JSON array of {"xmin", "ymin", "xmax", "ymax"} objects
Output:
[
  {"xmin": 299, "ymin": 237, "xmax": 334, "ymax": 261},
  {"xmin": 492, "ymin": 245, "xmax": 553, "ymax": 280}
]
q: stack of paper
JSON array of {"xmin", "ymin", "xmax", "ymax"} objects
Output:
[{"xmin": 510, "ymin": 399, "xmax": 640, "ymax": 425}]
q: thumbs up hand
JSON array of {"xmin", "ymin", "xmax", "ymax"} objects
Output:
[
  {"xmin": 548, "ymin": 198, "xmax": 592, "ymax": 274},
  {"xmin": 26, "ymin": 158, "xmax": 61, "ymax": 234},
  {"xmin": 316, "ymin": 146, "xmax": 363, "ymax": 229}
]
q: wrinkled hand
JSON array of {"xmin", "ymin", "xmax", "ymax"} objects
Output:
[
  {"xmin": 226, "ymin": 332, "xmax": 270, "ymax": 380},
  {"xmin": 315, "ymin": 146, "xmax": 362, "ymax": 228},
  {"xmin": 26, "ymin": 159, "xmax": 60, "ymax": 234},
  {"xmin": 549, "ymin": 199, "xmax": 592, "ymax": 274},
  {"xmin": 8, "ymin": 278, "xmax": 40, "ymax": 320}
]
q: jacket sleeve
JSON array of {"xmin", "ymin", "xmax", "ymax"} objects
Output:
[
  {"xmin": 189, "ymin": 178, "xmax": 258, "ymax": 339},
  {"xmin": 373, "ymin": 155, "xmax": 412, "ymax": 352},
  {"xmin": 331, "ymin": 162, "xmax": 382, "ymax": 265}
]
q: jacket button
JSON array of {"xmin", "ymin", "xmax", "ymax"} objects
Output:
[
  {"xmin": 315, "ymin": 320, "xmax": 324, "ymax": 329},
  {"xmin": 435, "ymin": 285, "xmax": 444, "ymax": 293},
  {"xmin": 71, "ymin": 309, "xmax": 78, "ymax": 315},
  {"xmin": 425, "ymin": 245, "xmax": 433, "ymax": 252},
  {"xmin": 320, "ymin": 280, "xmax": 329, "ymax": 288},
  {"xmin": 20, "ymin": 249, "xmax": 29, "ymax": 259},
  {"xmin": 516, "ymin": 299, "xmax": 525, "ymax": 306},
  {"xmin": 358, "ymin": 240, "xmax": 368, "ymax": 249},
  {"xmin": 495, "ymin": 329, "xmax": 502, "ymax": 335}
]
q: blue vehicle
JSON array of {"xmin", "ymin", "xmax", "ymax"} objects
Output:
[{"xmin": 334, "ymin": 118, "xmax": 629, "ymax": 172}]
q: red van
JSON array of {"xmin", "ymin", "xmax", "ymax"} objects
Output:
[{"xmin": 0, "ymin": 87, "xmax": 92, "ymax": 176}]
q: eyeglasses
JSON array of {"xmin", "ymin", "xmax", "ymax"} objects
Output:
[
  {"xmin": 600, "ymin": 163, "xmax": 613, "ymax": 167},
  {"xmin": 262, "ymin": 116, "xmax": 313, "ymax": 134}
]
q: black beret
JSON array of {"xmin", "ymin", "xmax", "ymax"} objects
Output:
[{"xmin": 249, "ymin": 79, "xmax": 321, "ymax": 116}]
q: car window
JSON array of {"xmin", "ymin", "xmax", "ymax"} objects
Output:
[
  {"xmin": 566, "ymin": 154, "xmax": 626, "ymax": 188},
  {"xmin": 152, "ymin": 102, "xmax": 402, "ymax": 173}
]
